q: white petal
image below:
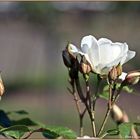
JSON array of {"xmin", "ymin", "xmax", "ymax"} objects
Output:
[
  {"xmin": 81, "ymin": 35, "xmax": 99, "ymax": 67},
  {"xmin": 98, "ymin": 38, "xmax": 112, "ymax": 45},
  {"xmin": 98, "ymin": 38, "xmax": 128, "ymax": 66},
  {"xmin": 81, "ymin": 35, "xmax": 97, "ymax": 53},
  {"xmin": 119, "ymin": 72, "xmax": 127, "ymax": 81},
  {"xmin": 120, "ymin": 50, "xmax": 136, "ymax": 65},
  {"xmin": 68, "ymin": 43, "xmax": 79, "ymax": 53}
]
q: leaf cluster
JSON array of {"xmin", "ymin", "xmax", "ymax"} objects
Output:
[{"xmin": 0, "ymin": 109, "xmax": 77, "ymax": 139}]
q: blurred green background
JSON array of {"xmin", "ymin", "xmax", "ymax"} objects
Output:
[{"xmin": 0, "ymin": 1, "xmax": 140, "ymax": 138}]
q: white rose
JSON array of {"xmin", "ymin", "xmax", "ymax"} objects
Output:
[{"xmin": 70, "ymin": 35, "xmax": 136, "ymax": 75}]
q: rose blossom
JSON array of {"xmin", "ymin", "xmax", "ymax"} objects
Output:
[{"xmin": 69, "ymin": 35, "xmax": 136, "ymax": 75}]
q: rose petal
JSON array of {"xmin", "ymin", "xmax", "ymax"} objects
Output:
[
  {"xmin": 119, "ymin": 72, "xmax": 127, "ymax": 81},
  {"xmin": 98, "ymin": 39, "xmax": 129, "ymax": 67},
  {"xmin": 68, "ymin": 43, "xmax": 79, "ymax": 53},
  {"xmin": 120, "ymin": 50, "xmax": 136, "ymax": 65},
  {"xmin": 81, "ymin": 35, "xmax": 99, "ymax": 67}
]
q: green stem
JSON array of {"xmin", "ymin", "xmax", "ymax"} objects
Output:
[
  {"xmin": 97, "ymin": 83, "xmax": 113, "ymax": 137},
  {"xmin": 98, "ymin": 82, "xmax": 124, "ymax": 137},
  {"xmin": 113, "ymin": 83, "xmax": 124, "ymax": 104}
]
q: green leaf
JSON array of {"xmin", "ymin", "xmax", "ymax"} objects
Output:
[
  {"xmin": 100, "ymin": 129, "xmax": 119, "ymax": 138},
  {"xmin": 42, "ymin": 126, "xmax": 77, "ymax": 139},
  {"xmin": 99, "ymin": 83, "xmax": 134, "ymax": 100},
  {"xmin": 0, "ymin": 110, "xmax": 11, "ymax": 127},
  {"xmin": 116, "ymin": 84, "xmax": 133, "ymax": 93},
  {"xmin": 0, "ymin": 125, "xmax": 29, "ymax": 139},
  {"xmin": 107, "ymin": 129, "xmax": 119, "ymax": 135},
  {"xmin": 11, "ymin": 118, "xmax": 37, "ymax": 126},
  {"xmin": 0, "ymin": 126, "xmax": 3, "ymax": 130},
  {"xmin": 134, "ymin": 122, "xmax": 140, "ymax": 126},
  {"xmin": 99, "ymin": 91, "xmax": 109, "ymax": 100},
  {"xmin": 7, "ymin": 110, "xmax": 28, "ymax": 115},
  {"xmin": 118, "ymin": 122, "xmax": 133, "ymax": 138},
  {"xmin": 133, "ymin": 122, "xmax": 140, "ymax": 134},
  {"xmin": 42, "ymin": 129, "xmax": 59, "ymax": 139}
]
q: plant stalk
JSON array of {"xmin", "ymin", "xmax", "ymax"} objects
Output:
[
  {"xmin": 68, "ymin": 77, "xmax": 86, "ymax": 137},
  {"xmin": 98, "ymin": 81, "xmax": 124, "ymax": 137},
  {"xmin": 75, "ymin": 76, "xmax": 97, "ymax": 137},
  {"xmin": 97, "ymin": 82, "xmax": 113, "ymax": 137}
]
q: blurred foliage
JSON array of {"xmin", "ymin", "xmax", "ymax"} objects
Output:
[
  {"xmin": 0, "ymin": 109, "xmax": 77, "ymax": 139},
  {"xmin": 5, "ymin": 71, "xmax": 67, "ymax": 92},
  {"xmin": 115, "ymin": 2, "xmax": 140, "ymax": 12},
  {"xmin": 19, "ymin": 2, "xmax": 59, "ymax": 26}
]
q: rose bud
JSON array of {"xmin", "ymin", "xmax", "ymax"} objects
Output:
[
  {"xmin": 0, "ymin": 75, "xmax": 4, "ymax": 97},
  {"xmin": 67, "ymin": 43, "xmax": 78, "ymax": 59},
  {"xmin": 79, "ymin": 56, "xmax": 92, "ymax": 74},
  {"xmin": 116, "ymin": 63, "xmax": 122, "ymax": 77},
  {"xmin": 124, "ymin": 71, "xmax": 140, "ymax": 85},
  {"xmin": 111, "ymin": 104, "xmax": 124, "ymax": 124},
  {"xmin": 111, "ymin": 104, "xmax": 138, "ymax": 139},
  {"xmin": 108, "ymin": 66, "xmax": 118, "ymax": 82},
  {"xmin": 62, "ymin": 50, "xmax": 72, "ymax": 68},
  {"xmin": 62, "ymin": 43, "xmax": 78, "ymax": 68}
]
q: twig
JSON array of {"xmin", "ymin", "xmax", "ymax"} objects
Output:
[
  {"xmin": 23, "ymin": 128, "xmax": 44, "ymax": 139},
  {"xmin": 73, "ymin": 83, "xmax": 86, "ymax": 137},
  {"xmin": 97, "ymin": 82, "xmax": 124, "ymax": 137},
  {"xmin": 97, "ymin": 82, "xmax": 113, "ymax": 137},
  {"xmin": 75, "ymin": 77, "xmax": 97, "ymax": 137},
  {"xmin": 68, "ymin": 74, "xmax": 86, "ymax": 137}
]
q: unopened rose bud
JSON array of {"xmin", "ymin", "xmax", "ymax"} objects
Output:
[
  {"xmin": 111, "ymin": 104, "xmax": 138, "ymax": 139},
  {"xmin": 62, "ymin": 50, "xmax": 72, "ymax": 68},
  {"xmin": 0, "ymin": 75, "xmax": 4, "ymax": 97},
  {"xmin": 116, "ymin": 63, "xmax": 122, "ymax": 77},
  {"xmin": 67, "ymin": 43, "xmax": 78, "ymax": 59},
  {"xmin": 80, "ymin": 62, "xmax": 91, "ymax": 74},
  {"xmin": 124, "ymin": 71, "xmax": 140, "ymax": 85},
  {"xmin": 79, "ymin": 57, "xmax": 92, "ymax": 74},
  {"xmin": 111, "ymin": 104, "xmax": 124, "ymax": 124},
  {"xmin": 62, "ymin": 43, "xmax": 78, "ymax": 68},
  {"xmin": 108, "ymin": 66, "xmax": 118, "ymax": 82}
]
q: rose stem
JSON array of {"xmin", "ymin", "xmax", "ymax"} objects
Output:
[
  {"xmin": 85, "ymin": 78, "xmax": 97, "ymax": 137},
  {"xmin": 68, "ymin": 77, "xmax": 86, "ymax": 137},
  {"xmin": 97, "ymin": 81, "xmax": 124, "ymax": 137},
  {"xmin": 97, "ymin": 82, "xmax": 113, "ymax": 137},
  {"xmin": 75, "ymin": 76, "xmax": 96, "ymax": 137}
]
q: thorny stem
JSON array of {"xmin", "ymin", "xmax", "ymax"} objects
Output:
[
  {"xmin": 92, "ymin": 75, "xmax": 102, "ymax": 111},
  {"xmin": 86, "ymin": 79, "xmax": 97, "ymax": 137},
  {"xmin": 97, "ymin": 82, "xmax": 125, "ymax": 137},
  {"xmin": 68, "ymin": 77, "xmax": 86, "ymax": 137},
  {"xmin": 72, "ymin": 82, "xmax": 86, "ymax": 137},
  {"xmin": 109, "ymin": 83, "xmax": 112, "ymax": 109},
  {"xmin": 97, "ymin": 82, "xmax": 113, "ymax": 137},
  {"xmin": 113, "ymin": 82, "xmax": 124, "ymax": 103},
  {"xmin": 75, "ymin": 77, "xmax": 96, "ymax": 137},
  {"xmin": 91, "ymin": 75, "xmax": 102, "ymax": 137}
]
